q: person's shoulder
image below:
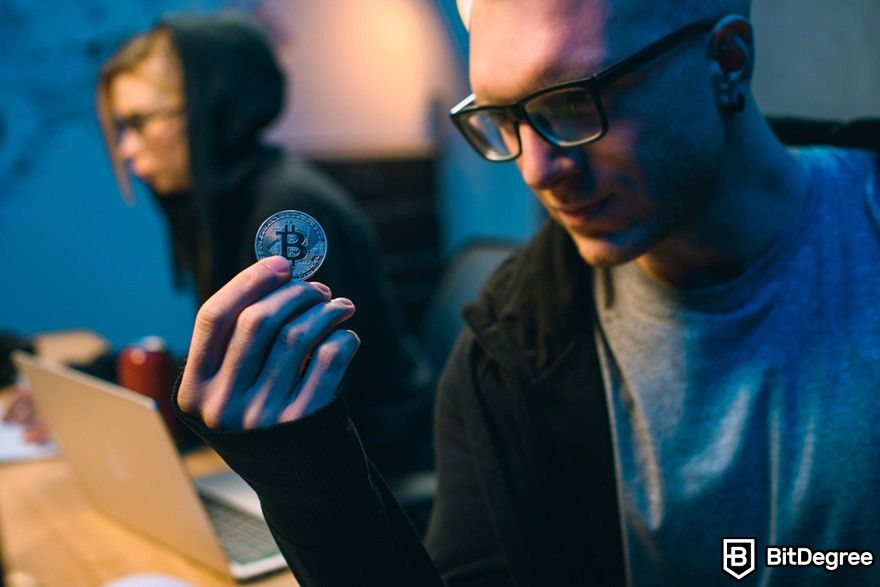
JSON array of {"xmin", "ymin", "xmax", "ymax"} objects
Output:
[
  {"xmin": 795, "ymin": 145, "xmax": 878, "ymax": 191},
  {"xmin": 794, "ymin": 146, "xmax": 880, "ymax": 237},
  {"xmin": 846, "ymin": 148, "xmax": 880, "ymax": 228},
  {"xmin": 469, "ymin": 221, "xmax": 581, "ymax": 317},
  {"xmin": 259, "ymin": 155, "xmax": 348, "ymax": 201},
  {"xmin": 467, "ymin": 223, "xmax": 554, "ymax": 316},
  {"xmin": 253, "ymin": 154, "xmax": 366, "ymax": 222},
  {"xmin": 772, "ymin": 115, "xmax": 880, "ymax": 191},
  {"xmin": 462, "ymin": 221, "xmax": 593, "ymax": 376}
]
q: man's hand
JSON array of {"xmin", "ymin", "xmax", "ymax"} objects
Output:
[{"xmin": 177, "ymin": 256, "xmax": 360, "ymax": 429}]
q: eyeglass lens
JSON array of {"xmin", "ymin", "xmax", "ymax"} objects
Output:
[
  {"xmin": 117, "ymin": 114, "xmax": 149, "ymax": 135},
  {"xmin": 461, "ymin": 109, "xmax": 520, "ymax": 161},
  {"xmin": 524, "ymin": 87, "xmax": 604, "ymax": 146},
  {"xmin": 114, "ymin": 107, "xmax": 180, "ymax": 142},
  {"xmin": 459, "ymin": 87, "xmax": 604, "ymax": 160}
]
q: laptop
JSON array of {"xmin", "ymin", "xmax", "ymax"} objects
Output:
[{"xmin": 12, "ymin": 351, "xmax": 287, "ymax": 581}]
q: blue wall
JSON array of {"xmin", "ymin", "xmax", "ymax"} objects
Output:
[
  {"xmin": 3, "ymin": 1, "xmax": 878, "ymax": 356},
  {"xmin": 0, "ymin": 1, "xmax": 224, "ymax": 355},
  {"xmin": 0, "ymin": 0, "xmax": 541, "ymax": 356},
  {"xmin": 433, "ymin": 0, "xmax": 539, "ymax": 257}
]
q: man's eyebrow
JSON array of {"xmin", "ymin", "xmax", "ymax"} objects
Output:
[
  {"xmin": 469, "ymin": 46, "xmax": 610, "ymax": 106},
  {"xmin": 474, "ymin": 67, "xmax": 602, "ymax": 106},
  {"xmin": 523, "ymin": 61, "xmax": 589, "ymax": 90},
  {"xmin": 531, "ymin": 47, "xmax": 616, "ymax": 86}
]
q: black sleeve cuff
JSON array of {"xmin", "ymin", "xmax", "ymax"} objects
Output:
[{"xmin": 171, "ymin": 380, "xmax": 388, "ymax": 547}]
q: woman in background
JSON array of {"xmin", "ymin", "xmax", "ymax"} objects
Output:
[{"xmin": 8, "ymin": 13, "xmax": 434, "ymax": 483}]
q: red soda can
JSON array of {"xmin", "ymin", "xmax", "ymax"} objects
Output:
[{"xmin": 117, "ymin": 336, "xmax": 179, "ymax": 441}]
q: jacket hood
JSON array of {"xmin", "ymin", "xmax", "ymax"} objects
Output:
[
  {"xmin": 152, "ymin": 14, "xmax": 285, "ymax": 300},
  {"xmin": 464, "ymin": 220, "xmax": 594, "ymax": 383},
  {"xmin": 161, "ymin": 13, "xmax": 284, "ymax": 202}
]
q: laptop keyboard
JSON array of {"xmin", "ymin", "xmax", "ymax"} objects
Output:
[{"xmin": 199, "ymin": 493, "xmax": 281, "ymax": 565}]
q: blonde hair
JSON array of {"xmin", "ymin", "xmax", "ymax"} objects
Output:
[{"xmin": 96, "ymin": 27, "xmax": 184, "ymax": 204}]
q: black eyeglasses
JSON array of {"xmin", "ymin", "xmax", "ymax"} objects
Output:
[
  {"xmin": 115, "ymin": 106, "xmax": 184, "ymax": 141},
  {"xmin": 449, "ymin": 18, "xmax": 716, "ymax": 162}
]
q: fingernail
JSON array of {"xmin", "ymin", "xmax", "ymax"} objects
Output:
[
  {"xmin": 312, "ymin": 282, "xmax": 331, "ymax": 295},
  {"xmin": 336, "ymin": 297, "xmax": 354, "ymax": 307},
  {"xmin": 263, "ymin": 256, "xmax": 290, "ymax": 274}
]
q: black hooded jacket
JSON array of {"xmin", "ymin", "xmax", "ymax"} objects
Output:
[
  {"xmin": 159, "ymin": 15, "xmax": 434, "ymax": 478},
  {"xmin": 173, "ymin": 119, "xmax": 880, "ymax": 586}
]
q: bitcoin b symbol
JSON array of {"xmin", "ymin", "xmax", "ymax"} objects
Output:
[
  {"xmin": 255, "ymin": 210, "xmax": 327, "ymax": 280},
  {"xmin": 278, "ymin": 223, "xmax": 308, "ymax": 262}
]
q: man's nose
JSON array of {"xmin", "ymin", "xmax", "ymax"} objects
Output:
[
  {"xmin": 116, "ymin": 129, "xmax": 141, "ymax": 161},
  {"xmin": 516, "ymin": 123, "xmax": 582, "ymax": 190}
]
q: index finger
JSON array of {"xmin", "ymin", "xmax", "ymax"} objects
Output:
[{"xmin": 187, "ymin": 256, "xmax": 292, "ymax": 376}]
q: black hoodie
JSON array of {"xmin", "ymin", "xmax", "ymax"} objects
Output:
[
  {"xmin": 159, "ymin": 14, "xmax": 434, "ymax": 478},
  {"xmin": 173, "ymin": 120, "xmax": 879, "ymax": 586}
]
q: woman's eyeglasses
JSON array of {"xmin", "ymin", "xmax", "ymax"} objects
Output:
[{"xmin": 114, "ymin": 106, "xmax": 184, "ymax": 141}]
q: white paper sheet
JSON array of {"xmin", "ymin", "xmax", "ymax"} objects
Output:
[{"xmin": 0, "ymin": 418, "xmax": 57, "ymax": 462}]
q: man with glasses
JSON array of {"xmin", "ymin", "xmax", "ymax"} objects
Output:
[{"xmin": 172, "ymin": 0, "xmax": 880, "ymax": 584}]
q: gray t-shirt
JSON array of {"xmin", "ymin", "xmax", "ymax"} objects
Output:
[{"xmin": 594, "ymin": 147, "xmax": 880, "ymax": 586}]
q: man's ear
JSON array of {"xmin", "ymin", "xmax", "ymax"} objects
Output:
[{"xmin": 708, "ymin": 15, "xmax": 754, "ymax": 115}]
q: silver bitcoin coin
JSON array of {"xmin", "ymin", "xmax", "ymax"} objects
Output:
[{"xmin": 254, "ymin": 210, "xmax": 328, "ymax": 280}]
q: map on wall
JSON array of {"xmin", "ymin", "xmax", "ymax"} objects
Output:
[
  {"xmin": 0, "ymin": 0, "xmax": 234, "ymax": 196},
  {"xmin": 0, "ymin": 0, "xmax": 247, "ymax": 351}
]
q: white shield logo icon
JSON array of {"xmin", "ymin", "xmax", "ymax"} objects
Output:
[{"xmin": 722, "ymin": 538, "xmax": 756, "ymax": 580}]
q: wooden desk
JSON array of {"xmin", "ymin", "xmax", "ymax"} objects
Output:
[
  {"xmin": 1, "ymin": 331, "xmax": 296, "ymax": 585},
  {"xmin": 0, "ymin": 445, "xmax": 296, "ymax": 586},
  {"xmin": 0, "ymin": 376, "xmax": 296, "ymax": 587}
]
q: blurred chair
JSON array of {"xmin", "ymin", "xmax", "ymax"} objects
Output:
[
  {"xmin": 389, "ymin": 239, "xmax": 516, "ymax": 536},
  {"xmin": 419, "ymin": 240, "xmax": 519, "ymax": 376}
]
